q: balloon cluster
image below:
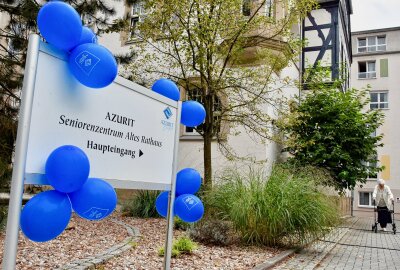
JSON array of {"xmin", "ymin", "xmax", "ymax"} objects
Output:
[
  {"xmin": 151, "ymin": 79, "xmax": 206, "ymax": 223},
  {"xmin": 20, "ymin": 145, "xmax": 117, "ymax": 242},
  {"xmin": 155, "ymin": 168, "xmax": 204, "ymax": 223},
  {"xmin": 37, "ymin": 2, "xmax": 117, "ymax": 88},
  {"xmin": 152, "ymin": 79, "xmax": 206, "ymax": 127}
]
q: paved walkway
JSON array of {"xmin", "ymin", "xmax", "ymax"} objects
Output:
[{"xmin": 274, "ymin": 217, "xmax": 400, "ymax": 270}]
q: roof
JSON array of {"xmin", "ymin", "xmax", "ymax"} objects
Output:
[
  {"xmin": 352, "ymin": 26, "xmax": 400, "ymax": 35},
  {"xmin": 317, "ymin": 0, "xmax": 353, "ymax": 14}
]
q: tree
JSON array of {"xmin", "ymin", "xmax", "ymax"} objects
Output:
[
  {"xmin": 127, "ymin": 0, "xmax": 317, "ymax": 187},
  {"xmin": 0, "ymin": 0, "xmax": 129, "ymax": 186},
  {"xmin": 280, "ymin": 67, "xmax": 384, "ymax": 192}
]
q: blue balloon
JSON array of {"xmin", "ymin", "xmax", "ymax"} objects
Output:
[
  {"xmin": 45, "ymin": 145, "xmax": 90, "ymax": 193},
  {"xmin": 175, "ymin": 194, "xmax": 204, "ymax": 223},
  {"xmin": 72, "ymin": 26, "xmax": 97, "ymax": 50},
  {"xmin": 181, "ymin": 101, "xmax": 206, "ymax": 127},
  {"xmin": 68, "ymin": 43, "xmax": 118, "ymax": 88},
  {"xmin": 68, "ymin": 178, "xmax": 117, "ymax": 221},
  {"xmin": 20, "ymin": 190, "xmax": 72, "ymax": 242},
  {"xmin": 156, "ymin": 191, "xmax": 171, "ymax": 218},
  {"xmin": 37, "ymin": 2, "xmax": 82, "ymax": 51},
  {"xmin": 176, "ymin": 168, "xmax": 202, "ymax": 196},
  {"xmin": 152, "ymin": 78, "xmax": 180, "ymax": 101}
]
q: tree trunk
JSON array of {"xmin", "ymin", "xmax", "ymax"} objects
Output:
[
  {"xmin": 203, "ymin": 134, "xmax": 212, "ymax": 189},
  {"xmin": 202, "ymin": 92, "xmax": 213, "ymax": 189}
]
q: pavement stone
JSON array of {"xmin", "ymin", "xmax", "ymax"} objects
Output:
[{"xmin": 274, "ymin": 217, "xmax": 400, "ymax": 270}]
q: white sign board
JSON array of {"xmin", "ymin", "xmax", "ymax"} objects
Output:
[{"xmin": 25, "ymin": 42, "xmax": 179, "ymax": 190}]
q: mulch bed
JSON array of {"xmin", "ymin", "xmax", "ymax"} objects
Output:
[
  {"xmin": 0, "ymin": 213, "xmax": 128, "ymax": 270},
  {"xmin": 0, "ymin": 212, "xmax": 280, "ymax": 270},
  {"xmin": 102, "ymin": 216, "xmax": 280, "ymax": 270}
]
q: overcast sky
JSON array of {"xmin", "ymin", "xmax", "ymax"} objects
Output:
[{"xmin": 351, "ymin": 0, "xmax": 400, "ymax": 32}]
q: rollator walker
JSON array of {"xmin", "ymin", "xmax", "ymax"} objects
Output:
[{"xmin": 372, "ymin": 199, "xmax": 396, "ymax": 234}]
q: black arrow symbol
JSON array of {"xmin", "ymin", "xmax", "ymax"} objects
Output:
[{"xmin": 139, "ymin": 150, "xmax": 144, "ymax": 157}]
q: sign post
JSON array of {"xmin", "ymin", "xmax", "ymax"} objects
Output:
[
  {"xmin": 163, "ymin": 102, "xmax": 181, "ymax": 270},
  {"xmin": 3, "ymin": 35, "xmax": 40, "ymax": 270},
  {"xmin": 2, "ymin": 34, "xmax": 181, "ymax": 270}
]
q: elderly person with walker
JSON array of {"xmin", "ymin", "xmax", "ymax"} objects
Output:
[{"xmin": 372, "ymin": 179, "xmax": 394, "ymax": 232}]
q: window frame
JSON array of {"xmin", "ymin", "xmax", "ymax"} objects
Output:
[
  {"xmin": 182, "ymin": 88, "xmax": 223, "ymax": 138},
  {"xmin": 7, "ymin": 23, "xmax": 26, "ymax": 56},
  {"xmin": 370, "ymin": 91, "xmax": 388, "ymax": 110},
  {"xmin": 81, "ymin": 14, "xmax": 96, "ymax": 30},
  {"xmin": 265, "ymin": 0, "xmax": 274, "ymax": 18},
  {"xmin": 242, "ymin": 0, "xmax": 251, "ymax": 16},
  {"xmin": 358, "ymin": 61, "xmax": 376, "ymax": 79},
  {"xmin": 359, "ymin": 191, "xmax": 374, "ymax": 208},
  {"xmin": 129, "ymin": 2, "xmax": 146, "ymax": 40},
  {"xmin": 357, "ymin": 36, "xmax": 386, "ymax": 53}
]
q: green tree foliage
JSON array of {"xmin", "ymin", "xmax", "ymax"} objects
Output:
[
  {"xmin": 127, "ymin": 0, "xmax": 317, "ymax": 187},
  {"xmin": 0, "ymin": 0, "xmax": 128, "ymax": 186},
  {"xmin": 281, "ymin": 68, "xmax": 384, "ymax": 192}
]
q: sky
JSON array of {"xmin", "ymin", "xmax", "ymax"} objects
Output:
[{"xmin": 351, "ymin": 0, "xmax": 400, "ymax": 31}]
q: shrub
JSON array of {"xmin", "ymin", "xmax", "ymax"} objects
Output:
[
  {"xmin": 189, "ymin": 218, "xmax": 236, "ymax": 246},
  {"xmin": 174, "ymin": 217, "xmax": 190, "ymax": 231},
  {"xmin": 158, "ymin": 236, "xmax": 198, "ymax": 257},
  {"xmin": 205, "ymin": 164, "xmax": 339, "ymax": 247},
  {"xmin": 121, "ymin": 190, "xmax": 160, "ymax": 218},
  {"xmin": 0, "ymin": 206, "xmax": 7, "ymax": 231}
]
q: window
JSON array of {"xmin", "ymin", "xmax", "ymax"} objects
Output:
[
  {"xmin": 7, "ymin": 38, "xmax": 20, "ymax": 56},
  {"xmin": 184, "ymin": 88, "xmax": 222, "ymax": 136},
  {"xmin": 82, "ymin": 14, "xmax": 95, "ymax": 30},
  {"xmin": 370, "ymin": 92, "xmax": 388, "ymax": 109},
  {"xmin": 358, "ymin": 61, "xmax": 376, "ymax": 79},
  {"xmin": 366, "ymin": 159, "xmax": 378, "ymax": 179},
  {"xmin": 265, "ymin": 0, "xmax": 274, "ymax": 17},
  {"xmin": 242, "ymin": 0, "xmax": 251, "ymax": 16},
  {"xmin": 358, "ymin": 36, "xmax": 386, "ymax": 53},
  {"xmin": 359, "ymin": 192, "xmax": 373, "ymax": 207},
  {"xmin": 362, "ymin": 153, "xmax": 378, "ymax": 179},
  {"xmin": 6, "ymin": 23, "xmax": 26, "ymax": 56},
  {"xmin": 130, "ymin": 2, "xmax": 146, "ymax": 39}
]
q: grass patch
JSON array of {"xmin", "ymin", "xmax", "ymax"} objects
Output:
[
  {"xmin": 121, "ymin": 190, "xmax": 160, "ymax": 218},
  {"xmin": 205, "ymin": 164, "xmax": 339, "ymax": 247},
  {"xmin": 174, "ymin": 217, "xmax": 190, "ymax": 231},
  {"xmin": 158, "ymin": 236, "xmax": 198, "ymax": 257}
]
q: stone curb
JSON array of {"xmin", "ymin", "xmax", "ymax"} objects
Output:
[
  {"xmin": 58, "ymin": 219, "xmax": 140, "ymax": 270},
  {"xmin": 252, "ymin": 249, "xmax": 296, "ymax": 270},
  {"xmin": 252, "ymin": 219, "xmax": 358, "ymax": 270}
]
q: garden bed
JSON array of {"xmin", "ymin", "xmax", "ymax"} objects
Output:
[
  {"xmin": 0, "ymin": 211, "xmax": 280, "ymax": 269},
  {"xmin": 102, "ymin": 216, "xmax": 280, "ymax": 270},
  {"xmin": 0, "ymin": 213, "xmax": 128, "ymax": 270}
]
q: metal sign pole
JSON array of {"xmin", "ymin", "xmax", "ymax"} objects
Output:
[
  {"xmin": 163, "ymin": 101, "xmax": 182, "ymax": 270},
  {"xmin": 2, "ymin": 34, "xmax": 40, "ymax": 270}
]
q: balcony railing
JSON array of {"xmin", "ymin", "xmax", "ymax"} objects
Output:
[{"xmin": 358, "ymin": 71, "xmax": 376, "ymax": 79}]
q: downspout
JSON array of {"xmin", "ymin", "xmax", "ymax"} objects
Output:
[{"xmin": 298, "ymin": 17, "xmax": 303, "ymax": 103}]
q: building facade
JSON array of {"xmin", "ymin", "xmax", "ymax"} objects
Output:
[
  {"xmin": 98, "ymin": 0, "xmax": 353, "ymax": 176},
  {"xmin": 0, "ymin": 0, "xmax": 353, "ymax": 184},
  {"xmin": 351, "ymin": 27, "xmax": 400, "ymax": 217},
  {"xmin": 302, "ymin": 0, "xmax": 352, "ymax": 89}
]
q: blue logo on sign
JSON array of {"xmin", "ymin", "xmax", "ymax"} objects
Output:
[
  {"xmin": 75, "ymin": 50, "xmax": 101, "ymax": 76},
  {"xmin": 183, "ymin": 196, "xmax": 199, "ymax": 210},
  {"xmin": 83, "ymin": 207, "xmax": 109, "ymax": 220},
  {"xmin": 164, "ymin": 107, "xmax": 173, "ymax": 119}
]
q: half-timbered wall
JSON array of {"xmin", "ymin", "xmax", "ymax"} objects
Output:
[{"xmin": 302, "ymin": 0, "xmax": 352, "ymax": 90}]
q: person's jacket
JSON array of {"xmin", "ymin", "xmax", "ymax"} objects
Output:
[{"xmin": 373, "ymin": 185, "xmax": 394, "ymax": 207}]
